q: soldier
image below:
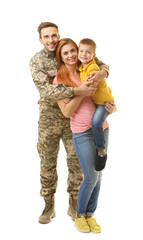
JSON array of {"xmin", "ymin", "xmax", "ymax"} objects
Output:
[{"xmin": 29, "ymin": 22, "xmax": 109, "ymax": 224}]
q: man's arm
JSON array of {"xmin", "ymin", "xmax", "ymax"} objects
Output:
[
  {"xmin": 86, "ymin": 56, "xmax": 109, "ymax": 85},
  {"xmin": 94, "ymin": 56, "xmax": 109, "ymax": 76},
  {"xmin": 29, "ymin": 57, "xmax": 73, "ymax": 100}
]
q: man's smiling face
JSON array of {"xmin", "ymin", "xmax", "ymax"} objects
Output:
[{"xmin": 39, "ymin": 27, "xmax": 60, "ymax": 52}]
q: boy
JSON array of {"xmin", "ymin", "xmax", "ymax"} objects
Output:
[{"xmin": 78, "ymin": 38, "xmax": 114, "ymax": 171}]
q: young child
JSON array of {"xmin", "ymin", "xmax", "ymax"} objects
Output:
[{"xmin": 78, "ymin": 38, "xmax": 114, "ymax": 171}]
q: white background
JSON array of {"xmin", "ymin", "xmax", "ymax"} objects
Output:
[{"xmin": 0, "ymin": 0, "xmax": 143, "ymax": 239}]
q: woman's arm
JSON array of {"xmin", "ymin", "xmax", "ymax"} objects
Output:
[
  {"xmin": 104, "ymin": 102, "xmax": 117, "ymax": 114},
  {"xmin": 57, "ymin": 96, "xmax": 83, "ymax": 118}
]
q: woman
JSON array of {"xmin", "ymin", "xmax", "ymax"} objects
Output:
[{"xmin": 53, "ymin": 38, "xmax": 116, "ymax": 233}]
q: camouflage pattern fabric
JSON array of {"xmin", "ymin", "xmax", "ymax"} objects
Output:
[{"xmin": 37, "ymin": 115, "xmax": 83, "ymax": 196}]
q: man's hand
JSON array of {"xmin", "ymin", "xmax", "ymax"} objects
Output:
[{"xmin": 88, "ymin": 70, "xmax": 108, "ymax": 84}]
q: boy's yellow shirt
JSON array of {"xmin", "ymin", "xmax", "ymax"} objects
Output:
[{"xmin": 79, "ymin": 59, "xmax": 114, "ymax": 105}]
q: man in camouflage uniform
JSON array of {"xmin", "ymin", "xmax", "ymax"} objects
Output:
[{"xmin": 29, "ymin": 22, "xmax": 109, "ymax": 224}]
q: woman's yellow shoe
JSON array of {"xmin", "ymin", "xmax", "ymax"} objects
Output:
[
  {"xmin": 75, "ymin": 216, "xmax": 90, "ymax": 233},
  {"xmin": 86, "ymin": 216, "xmax": 101, "ymax": 233}
]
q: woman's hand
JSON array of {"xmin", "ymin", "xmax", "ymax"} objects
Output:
[{"xmin": 104, "ymin": 102, "xmax": 117, "ymax": 114}]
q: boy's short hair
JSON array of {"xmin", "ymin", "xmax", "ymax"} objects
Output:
[
  {"xmin": 79, "ymin": 38, "xmax": 96, "ymax": 52},
  {"xmin": 37, "ymin": 22, "xmax": 59, "ymax": 38}
]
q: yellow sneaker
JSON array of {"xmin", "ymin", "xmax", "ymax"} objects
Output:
[
  {"xmin": 86, "ymin": 216, "xmax": 101, "ymax": 233},
  {"xmin": 75, "ymin": 216, "xmax": 90, "ymax": 233}
]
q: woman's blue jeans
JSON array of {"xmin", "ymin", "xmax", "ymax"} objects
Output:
[
  {"xmin": 92, "ymin": 104, "xmax": 109, "ymax": 149},
  {"xmin": 72, "ymin": 128, "xmax": 109, "ymax": 216}
]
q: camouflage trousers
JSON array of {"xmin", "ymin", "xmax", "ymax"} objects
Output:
[{"xmin": 37, "ymin": 115, "xmax": 83, "ymax": 197}]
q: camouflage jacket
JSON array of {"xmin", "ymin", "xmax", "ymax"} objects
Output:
[{"xmin": 29, "ymin": 48, "xmax": 109, "ymax": 119}]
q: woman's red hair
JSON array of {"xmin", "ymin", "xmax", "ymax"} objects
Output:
[{"xmin": 56, "ymin": 38, "xmax": 79, "ymax": 87}]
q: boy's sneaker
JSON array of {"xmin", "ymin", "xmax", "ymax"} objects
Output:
[
  {"xmin": 75, "ymin": 216, "xmax": 90, "ymax": 233},
  {"xmin": 86, "ymin": 216, "xmax": 101, "ymax": 233},
  {"xmin": 95, "ymin": 152, "xmax": 107, "ymax": 171}
]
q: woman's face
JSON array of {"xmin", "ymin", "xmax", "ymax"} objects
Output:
[{"xmin": 60, "ymin": 43, "xmax": 78, "ymax": 67}]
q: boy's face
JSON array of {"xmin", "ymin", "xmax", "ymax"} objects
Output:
[{"xmin": 78, "ymin": 44, "xmax": 96, "ymax": 65}]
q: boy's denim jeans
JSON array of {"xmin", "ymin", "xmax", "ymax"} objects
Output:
[
  {"xmin": 72, "ymin": 128, "xmax": 109, "ymax": 216},
  {"xmin": 92, "ymin": 104, "xmax": 109, "ymax": 149}
]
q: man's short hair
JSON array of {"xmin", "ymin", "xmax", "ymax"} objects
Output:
[
  {"xmin": 79, "ymin": 38, "xmax": 96, "ymax": 52},
  {"xmin": 37, "ymin": 22, "xmax": 58, "ymax": 38}
]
